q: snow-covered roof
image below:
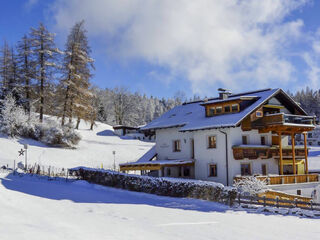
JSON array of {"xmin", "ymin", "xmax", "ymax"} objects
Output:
[
  {"xmin": 135, "ymin": 146, "xmax": 156, "ymax": 163},
  {"xmin": 201, "ymin": 95, "xmax": 258, "ymax": 105},
  {"xmin": 141, "ymin": 88, "xmax": 284, "ymax": 132}
]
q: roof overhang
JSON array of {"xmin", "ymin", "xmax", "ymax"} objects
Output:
[{"xmin": 119, "ymin": 159, "xmax": 195, "ymax": 171}]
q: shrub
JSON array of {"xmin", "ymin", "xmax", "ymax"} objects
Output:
[
  {"xmin": 234, "ymin": 176, "xmax": 268, "ymax": 196},
  {"xmin": 0, "ymin": 94, "xmax": 81, "ymax": 147}
]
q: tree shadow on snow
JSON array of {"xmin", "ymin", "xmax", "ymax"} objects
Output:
[{"xmin": 0, "ymin": 172, "xmax": 229, "ymax": 213}]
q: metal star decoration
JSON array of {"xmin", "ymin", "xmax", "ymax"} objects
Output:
[{"xmin": 18, "ymin": 149, "xmax": 25, "ymax": 156}]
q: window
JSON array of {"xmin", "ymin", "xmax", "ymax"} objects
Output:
[
  {"xmin": 173, "ymin": 140, "xmax": 181, "ymax": 152},
  {"xmin": 256, "ymin": 111, "xmax": 263, "ymax": 117},
  {"xmin": 297, "ymin": 189, "xmax": 301, "ymax": 195},
  {"xmin": 261, "ymin": 136, "xmax": 266, "ymax": 145},
  {"xmin": 261, "ymin": 164, "xmax": 267, "ymax": 175},
  {"xmin": 216, "ymin": 106, "xmax": 222, "ymax": 114},
  {"xmin": 242, "ymin": 135, "xmax": 248, "ymax": 145},
  {"xmin": 208, "ymin": 136, "xmax": 217, "ymax": 148},
  {"xmin": 167, "ymin": 168, "xmax": 171, "ymax": 176},
  {"xmin": 208, "ymin": 107, "xmax": 215, "ymax": 116},
  {"xmin": 241, "ymin": 163, "xmax": 251, "ymax": 176},
  {"xmin": 232, "ymin": 104, "xmax": 238, "ymax": 112},
  {"xmin": 224, "ymin": 105, "xmax": 231, "ymax": 113},
  {"xmin": 209, "ymin": 164, "xmax": 217, "ymax": 177},
  {"xmin": 183, "ymin": 167, "xmax": 190, "ymax": 177},
  {"xmin": 308, "ymin": 133, "xmax": 312, "ymax": 138},
  {"xmin": 178, "ymin": 167, "xmax": 182, "ymax": 177}
]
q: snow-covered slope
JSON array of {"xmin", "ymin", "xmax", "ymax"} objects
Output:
[
  {"xmin": 0, "ymin": 118, "xmax": 154, "ymax": 170},
  {"xmin": 0, "ymin": 172, "xmax": 319, "ymax": 240}
]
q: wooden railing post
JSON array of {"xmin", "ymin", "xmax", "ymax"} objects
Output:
[
  {"xmin": 303, "ymin": 132, "xmax": 308, "ymax": 174},
  {"xmin": 278, "ymin": 132, "xmax": 283, "ymax": 175},
  {"xmin": 291, "ymin": 133, "xmax": 296, "ymax": 175}
]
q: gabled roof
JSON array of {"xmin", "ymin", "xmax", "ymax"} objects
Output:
[{"xmin": 140, "ymin": 88, "xmax": 307, "ymax": 132}]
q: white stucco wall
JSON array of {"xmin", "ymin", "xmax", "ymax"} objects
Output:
[{"xmin": 155, "ymin": 126, "xmax": 282, "ymax": 186}]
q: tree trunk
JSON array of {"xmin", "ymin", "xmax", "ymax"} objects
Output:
[
  {"xmin": 39, "ymin": 39, "xmax": 44, "ymax": 122},
  {"xmin": 69, "ymin": 97, "xmax": 74, "ymax": 124},
  {"xmin": 61, "ymin": 85, "xmax": 70, "ymax": 126},
  {"xmin": 75, "ymin": 117, "xmax": 80, "ymax": 129},
  {"xmin": 90, "ymin": 121, "xmax": 94, "ymax": 130}
]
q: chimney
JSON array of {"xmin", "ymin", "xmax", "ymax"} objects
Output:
[{"xmin": 218, "ymin": 88, "xmax": 232, "ymax": 99}]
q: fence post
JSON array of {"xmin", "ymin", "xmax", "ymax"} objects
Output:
[
  {"xmin": 13, "ymin": 160, "xmax": 16, "ymax": 175},
  {"xmin": 66, "ymin": 169, "xmax": 69, "ymax": 182},
  {"xmin": 276, "ymin": 196, "xmax": 279, "ymax": 208},
  {"xmin": 263, "ymin": 195, "xmax": 266, "ymax": 207},
  {"xmin": 310, "ymin": 200, "xmax": 313, "ymax": 211},
  {"xmin": 238, "ymin": 194, "xmax": 241, "ymax": 206},
  {"xmin": 294, "ymin": 198, "xmax": 298, "ymax": 208}
]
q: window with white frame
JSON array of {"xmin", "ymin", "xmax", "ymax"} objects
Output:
[
  {"xmin": 208, "ymin": 164, "xmax": 217, "ymax": 177},
  {"xmin": 261, "ymin": 164, "xmax": 268, "ymax": 175},
  {"xmin": 241, "ymin": 163, "xmax": 251, "ymax": 176},
  {"xmin": 173, "ymin": 140, "xmax": 181, "ymax": 152},
  {"xmin": 208, "ymin": 136, "xmax": 217, "ymax": 148},
  {"xmin": 242, "ymin": 135, "xmax": 248, "ymax": 145}
]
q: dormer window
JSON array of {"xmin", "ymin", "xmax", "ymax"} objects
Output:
[
  {"xmin": 232, "ymin": 104, "xmax": 239, "ymax": 112},
  {"xmin": 216, "ymin": 106, "xmax": 222, "ymax": 114},
  {"xmin": 224, "ymin": 106, "xmax": 231, "ymax": 113},
  {"xmin": 208, "ymin": 107, "xmax": 215, "ymax": 116}
]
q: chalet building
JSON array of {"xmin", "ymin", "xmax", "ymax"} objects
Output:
[
  {"xmin": 120, "ymin": 88, "xmax": 319, "ymax": 186},
  {"xmin": 113, "ymin": 125, "xmax": 139, "ymax": 136}
]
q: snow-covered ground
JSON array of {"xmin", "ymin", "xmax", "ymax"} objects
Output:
[
  {"xmin": 308, "ymin": 146, "xmax": 320, "ymax": 172},
  {"xmin": 0, "ymin": 172, "xmax": 319, "ymax": 240},
  {"xmin": 0, "ymin": 118, "xmax": 154, "ymax": 170}
]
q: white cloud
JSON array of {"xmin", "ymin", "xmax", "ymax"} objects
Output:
[{"xmin": 50, "ymin": 0, "xmax": 311, "ymax": 94}]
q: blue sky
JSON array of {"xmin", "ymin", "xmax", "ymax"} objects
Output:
[{"xmin": 1, "ymin": 0, "xmax": 320, "ymax": 99}]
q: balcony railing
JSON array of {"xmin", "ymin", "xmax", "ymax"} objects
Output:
[
  {"xmin": 232, "ymin": 145, "xmax": 307, "ymax": 160},
  {"xmin": 252, "ymin": 113, "xmax": 315, "ymax": 128},
  {"xmin": 234, "ymin": 174, "xmax": 319, "ymax": 185}
]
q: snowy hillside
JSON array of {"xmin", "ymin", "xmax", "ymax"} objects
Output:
[
  {"xmin": 0, "ymin": 172, "xmax": 319, "ymax": 240},
  {"xmin": 0, "ymin": 118, "xmax": 154, "ymax": 170}
]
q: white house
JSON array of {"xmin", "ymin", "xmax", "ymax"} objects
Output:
[{"xmin": 120, "ymin": 88, "xmax": 318, "ymax": 186}]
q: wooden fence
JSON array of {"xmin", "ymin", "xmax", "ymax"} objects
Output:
[{"xmin": 237, "ymin": 194, "xmax": 320, "ymax": 211}]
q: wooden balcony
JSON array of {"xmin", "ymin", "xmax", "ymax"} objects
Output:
[
  {"xmin": 251, "ymin": 113, "xmax": 315, "ymax": 134},
  {"xmin": 234, "ymin": 174, "xmax": 319, "ymax": 185},
  {"xmin": 232, "ymin": 145, "xmax": 307, "ymax": 160}
]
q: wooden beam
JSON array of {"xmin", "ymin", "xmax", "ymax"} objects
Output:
[
  {"xmin": 291, "ymin": 133, "xmax": 296, "ymax": 175},
  {"xmin": 304, "ymin": 132, "xmax": 308, "ymax": 174},
  {"xmin": 279, "ymin": 132, "xmax": 283, "ymax": 175}
]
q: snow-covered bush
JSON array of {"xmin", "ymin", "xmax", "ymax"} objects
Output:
[
  {"xmin": 39, "ymin": 121, "xmax": 81, "ymax": 147},
  {"xmin": 0, "ymin": 95, "xmax": 30, "ymax": 137},
  {"xmin": 234, "ymin": 177, "xmax": 268, "ymax": 196},
  {"xmin": 70, "ymin": 167, "xmax": 238, "ymax": 205},
  {"xmin": 0, "ymin": 94, "xmax": 81, "ymax": 147}
]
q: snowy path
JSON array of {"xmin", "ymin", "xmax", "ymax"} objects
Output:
[
  {"xmin": 0, "ymin": 119, "xmax": 154, "ymax": 170},
  {"xmin": 0, "ymin": 172, "xmax": 319, "ymax": 240}
]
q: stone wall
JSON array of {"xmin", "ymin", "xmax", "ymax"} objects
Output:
[{"xmin": 69, "ymin": 167, "xmax": 237, "ymax": 205}]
